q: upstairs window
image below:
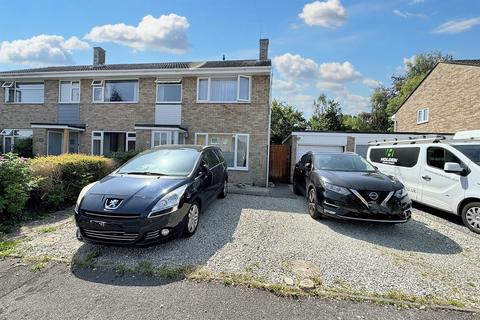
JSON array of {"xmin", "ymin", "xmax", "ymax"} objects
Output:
[
  {"xmin": 92, "ymin": 80, "xmax": 138, "ymax": 103},
  {"xmin": 5, "ymin": 82, "xmax": 44, "ymax": 103},
  {"xmin": 416, "ymin": 108, "xmax": 429, "ymax": 124},
  {"xmin": 197, "ymin": 75, "xmax": 251, "ymax": 103},
  {"xmin": 156, "ymin": 80, "xmax": 182, "ymax": 103},
  {"xmin": 59, "ymin": 81, "xmax": 80, "ymax": 103}
]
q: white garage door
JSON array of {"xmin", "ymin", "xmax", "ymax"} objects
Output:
[{"xmin": 296, "ymin": 145, "xmax": 344, "ymax": 162}]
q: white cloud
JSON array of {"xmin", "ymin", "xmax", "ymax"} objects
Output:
[
  {"xmin": 392, "ymin": 9, "xmax": 426, "ymax": 19},
  {"xmin": 299, "ymin": 0, "xmax": 347, "ymax": 27},
  {"xmin": 277, "ymin": 94, "xmax": 317, "ymax": 116},
  {"xmin": 272, "ymin": 79, "xmax": 304, "ymax": 94},
  {"xmin": 85, "ymin": 14, "xmax": 190, "ymax": 53},
  {"xmin": 334, "ymin": 90, "xmax": 371, "ymax": 114},
  {"xmin": 273, "ymin": 53, "xmax": 319, "ymax": 80},
  {"xmin": 316, "ymin": 81, "xmax": 345, "ymax": 92},
  {"xmin": 432, "ymin": 17, "xmax": 480, "ymax": 34},
  {"xmin": 0, "ymin": 35, "xmax": 89, "ymax": 65},
  {"xmin": 319, "ymin": 61, "xmax": 362, "ymax": 82},
  {"xmin": 362, "ymin": 78, "xmax": 382, "ymax": 88}
]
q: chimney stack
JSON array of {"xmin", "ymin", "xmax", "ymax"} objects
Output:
[
  {"xmin": 259, "ymin": 39, "xmax": 269, "ymax": 60},
  {"xmin": 93, "ymin": 47, "xmax": 106, "ymax": 66}
]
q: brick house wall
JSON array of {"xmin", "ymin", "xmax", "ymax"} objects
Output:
[
  {"xmin": 395, "ymin": 63, "xmax": 480, "ymax": 133},
  {"xmin": 0, "ymin": 74, "xmax": 271, "ymax": 186}
]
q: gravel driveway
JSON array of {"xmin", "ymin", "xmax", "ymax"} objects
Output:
[{"xmin": 14, "ymin": 192, "xmax": 480, "ymax": 308}]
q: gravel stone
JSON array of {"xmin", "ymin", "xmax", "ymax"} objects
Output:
[
  {"xmin": 14, "ymin": 194, "xmax": 480, "ymax": 309},
  {"xmin": 299, "ymin": 279, "xmax": 316, "ymax": 290}
]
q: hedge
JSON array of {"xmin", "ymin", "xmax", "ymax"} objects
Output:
[
  {"xmin": 29, "ymin": 154, "xmax": 116, "ymax": 211},
  {"xmin": 0, "ymin": 154, "xmax": 36, "ymax": 224}
]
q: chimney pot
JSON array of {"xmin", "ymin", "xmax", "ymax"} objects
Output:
[
  {"xmin": 259, "ymin": 39, "xmax": 269, "ymax": 60},
  {"xmin": 93, "ymin": 47, "xmax": 106, "ymax": 66}
]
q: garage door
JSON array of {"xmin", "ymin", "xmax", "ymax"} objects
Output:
[{"xmin": 296, "ymin": 145, "xmax": 344, "ymax": 162}]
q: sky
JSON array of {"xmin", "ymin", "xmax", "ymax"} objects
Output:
[{"xmin": 1, "ymin": 0, "xmax": 479, "ymax": 117}]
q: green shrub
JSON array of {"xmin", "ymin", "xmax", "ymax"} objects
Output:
[
  {"xmin": 0, "ymin": 154, "xmax": 36, "ymax": 224},
  {"xmin": 109, "ymin": 150, "xmax": 139, "ymax": 166},
  {"xmin": 30, "ymin": 154, "xmax": 116, "ymax": 210},
  {"xmin": 12, "ymin": 138, "xmax": 33, "ymax": 158}
]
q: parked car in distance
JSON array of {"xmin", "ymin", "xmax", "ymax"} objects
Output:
[
  {"xmin": 74, "ymin": 145, "xmax": 228, "ymax": 245},
  {"xmin": 293, "ymin": 152, "xmax": 412, "ymax": 223},
  {"xmin": 367, "ymin": 130, "xmax": 480, "ymax": 234}
]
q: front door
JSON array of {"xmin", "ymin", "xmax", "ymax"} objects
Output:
[
  {"xmin": 3, "ymin": 136, "xmax": 13, "ymax": 153},
  {"xmin": 69, "ymin": 132, "xmax": 79, "ymax": 153},
  {"xmin": 47, "ymin": 131, "xmax": 63, "ymax": 155},
  {"xmin": 420, "ymin": 146, "xmax": 465, "ymax": 212},
  {"xmin": 152, "ymin": 131, "xmax": 173, "ymax": 147}
]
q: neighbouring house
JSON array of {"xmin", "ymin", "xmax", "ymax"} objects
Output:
[
  {"xmin": 0, "ymin": 39, "xmax": 272, "ymax": 186},
  {"xmin": 393, "ymin": 60, "xmax": 480, "ymax": 133},
  {"xmin": 281, "ymin": 131, "xmax": 453, "ymax": 182}
]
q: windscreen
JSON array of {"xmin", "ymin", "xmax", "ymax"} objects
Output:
[
  {"xmin": 117, "ymin": 148, "xmax": 199, "ymax": 176},
  {"xmin": 313, "ymin": 154, "xmax": 376, "ymax": 172},
  {"xmin": 453, "ymin": 145, "xmax": 480, "ymax": 165}
]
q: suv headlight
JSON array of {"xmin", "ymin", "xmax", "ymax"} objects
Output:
[
  {"xmin": 395, "ymin": 187, "xmax": 408, "ymax": 198},
  {"xmin": 74, "ymin": 182, "xmax": 97, "ymax": 214},
  {"xmin": 324, "ymin": 182, "xmax": 350, "ymax": 195},
  {"xmin": 149, "ymin": 184, "xmax": 188, "ymax": 218}
]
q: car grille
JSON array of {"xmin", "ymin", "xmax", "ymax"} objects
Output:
[
  {"xmin": 357, "ymin": 190, "xmax": 392, "ymax": 204},
  {"xmin": 145, "ymin": 230, "xmax": 161, "ymax": 240},
  {"xmin": 82, "ymin": 229, "xmax": 139, "ymax": 242},
  {"xmin": 82, "ymin": 210, "xmax": 141, "ymax": 220}
]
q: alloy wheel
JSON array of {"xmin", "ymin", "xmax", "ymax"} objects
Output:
[
  {"xmin": 465, "ymin": 207, "xmax": 480, "ymax": 232},
  {"xmin": 188, "ymin": 204, "xmax": 199, "ymax": 233}
]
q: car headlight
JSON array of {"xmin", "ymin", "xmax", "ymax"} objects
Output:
[
  {"xmin": 324, "ymin": 182, "xmax": 350, "ymax": 195},
  {"xmin": 74, "ymin": 182, "xmax": 97, "ymax": 214},
  {"xmin": 395, "ymin": 187, "xmax": 408, "ymax": 198},
  {"xmin": 148, "ymin": 184, "xmax": 189, "ymax": 218}
]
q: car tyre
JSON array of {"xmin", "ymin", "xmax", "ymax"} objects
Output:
[
  {"xmin": 461, "ymin": 202, "xmax": 480, "ymax": 234},
  {"xmin": 308, "ymin": 188, "xmax": 324, "ymax": 219},
  {"xmin": 182, "ymin": 202, "xmax": 200, "ymax": 237},
  {"xmin": 293, "ymin": 181, "xmax": 302, "ymax": 195},
  {"xmin": 218, "ymin": 179, "xmax": 228, "ymax": 198}
]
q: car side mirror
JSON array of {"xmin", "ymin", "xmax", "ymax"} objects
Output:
[
  {"xmin": 305, "ymin": 162, "xmax": 312, "ymax": 170},
  {"xmin": 444, "ymin": 162, "xmax": 464, "ymax": 175}
]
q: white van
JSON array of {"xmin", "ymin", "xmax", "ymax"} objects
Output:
[{"xmin": 367, "ymin": 130, "xmax": 480, "ymax": 234}]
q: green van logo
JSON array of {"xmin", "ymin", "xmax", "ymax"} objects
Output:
[{"xmin": 386, "ymin": 148, "xmax": 394, "ymax": 157}]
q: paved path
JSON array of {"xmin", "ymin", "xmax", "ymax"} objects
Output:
[{"xmin": 0, "ymin": 259, "xmax": 477, "ymax": 320}]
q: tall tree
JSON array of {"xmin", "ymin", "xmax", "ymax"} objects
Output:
[
  {"xmin": 386, "ymin": 52, "xmax": 453, "ymax": 115},
  {"xmin": 270, "ymin": 99, "xmax": 307, "ymax": 143},
  {"xmin": 308, "ymin": 94, "xmax": 343, "ymax": 131},
  {"xmin": 342, "ymin": 113, "xmax": 372, "ymax": 131},
  {"xmin": 371, "ymin": 86, "xmax": 393, "ymax": 131}
]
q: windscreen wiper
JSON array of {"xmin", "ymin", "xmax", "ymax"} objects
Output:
[{"xmin": 120, "ymin": 171, "xmax": 167, "ymax": 176}]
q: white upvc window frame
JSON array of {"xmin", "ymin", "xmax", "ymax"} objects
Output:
[
  {"xmin": 416, "ymin": 108, "xmax": 429, "ymax": 124},
  {"xmin": 194, "ymin": 132, "xmax": 250, "ymax": 171},
  {"xmin": 91, "ymin": 79, "xmax": 139, "ymax": 104},
  {"xmin": 155, "ymin": 82, "xmax": 182, "ymax": 104},
  {"xmin": 4, "ymin": 81, "xmax": 44, "ymax": 104},
  {"xmin": 59, "ymin": 80, "xmax": 81, "ymax": 103},
  {"xmin": 196, "ymin": 75, "xmax": 251, "ymax": 103},
  {"xmin": 91, "ymin": 131, "xmax": 136, "ymax": 155}
]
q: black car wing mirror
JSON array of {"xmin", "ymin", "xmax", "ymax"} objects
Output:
[{"xmin": 305, "ymin": 162, "xmax": 312, "ymax": 170}]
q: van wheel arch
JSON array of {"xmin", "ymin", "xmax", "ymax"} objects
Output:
[{"xmin": 458, "ymin": 198, "xmax": 480, "ymax": 215}]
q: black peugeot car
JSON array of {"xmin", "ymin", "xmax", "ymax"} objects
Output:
[
  {"xmin": 74, "ymin": 145, "xmax": 228, "ymax": 245},
  {"xmin": 293, "ymin": 152, "xmax": 411, "ymax": 223}
]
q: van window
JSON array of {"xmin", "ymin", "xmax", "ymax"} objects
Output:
[
  {"xmin": 369, "ymin": 147, "xmax": 420, "ymax": 167},
  {"xmin": 427, "ymin": 147, "xmax": 461, "ymax": 170}
]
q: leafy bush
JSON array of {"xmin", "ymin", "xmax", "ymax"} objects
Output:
[
  {"xmin": 0, "ymin": 154, "xmax": 36, "ymax": 224},
  {"xmin": 109, "ymin": 150, "xmax": 139, "ymax": 166},
  {"xmin": 12, "ymin": 138, "xmax": 33, "ymax": 158},
  {"xmin": 30, "ymin": 154, "xmax": 116, "ymax": 210}
]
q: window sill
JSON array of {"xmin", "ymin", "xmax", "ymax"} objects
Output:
[
  {"xmin": 4, "ymin": 102, "xmax": 44, "ymax": 105},
  {"xmin": 156, "ymin": 101, "xmax": 182, "ymax": 104},
  {"xmin": 416, "ymin": 121, "xmax": 429, "ymax": 125},
  {"xmin": 196, "ymin": 101, "xmax": 251, "ymax": 104},
  {"xmin": 58, "ymin": 101, "xmax": 80, "ymax": 104},
  {"xmin": 228, "ymin": 167, "xmax": 248, "ymax": 171},
  {"xmin": 92, "ymin": 101, "xmax": 139, "ymax": 104}
]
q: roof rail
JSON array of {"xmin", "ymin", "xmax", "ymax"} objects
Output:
[{"xmin": 368, "ymin": 135, "xmax": 447, "ymax": 146}]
